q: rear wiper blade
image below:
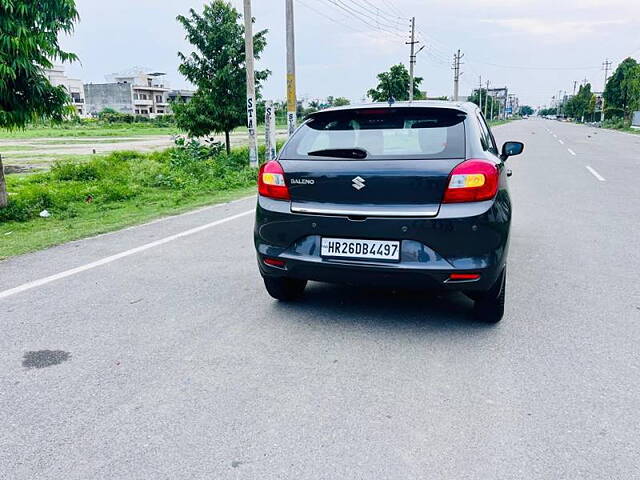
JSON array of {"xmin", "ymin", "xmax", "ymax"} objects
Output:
[{"xmin": 307, "ymin": 148, "xmax": 368, "ymax": 159}]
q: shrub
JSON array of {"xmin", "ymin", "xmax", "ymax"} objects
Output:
[
  {"xmin": 602, "ymin": 116, "xmax": 631, "ymax": 129},
  {"xmin": 51, "ymin": 161, "xmax": 102, "ymax": 181},
  {"xmin": 1, "ymin": 140, "xmax": 258, "ymax": 223}
]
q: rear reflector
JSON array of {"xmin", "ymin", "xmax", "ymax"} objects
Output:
[
  {"xmin": 258, "ymin": 161, "xmax": 291, "ymax": 200},
  {"xmin": 449, "ymin": 273, "xmax": 481, "ymax": 281},
  {"xmin": 263, "ymin": 258, "xmax": 286, "ymax": 267},
  {"xmin": 443, "ymin": 159, "xmax": 499, "ymax": 203}
]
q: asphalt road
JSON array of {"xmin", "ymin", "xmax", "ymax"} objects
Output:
[{"xmin": 1, "ymin": 119, "xmax": 639, "ymax": 479}]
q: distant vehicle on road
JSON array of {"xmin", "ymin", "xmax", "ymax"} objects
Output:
[{"xmin": 254, "ymin": 101, "xmax": 524, "ymax": 322}]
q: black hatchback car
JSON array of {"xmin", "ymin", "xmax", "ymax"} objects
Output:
[{"xmin": 254, "ymin": 101, "xmax": 523, "ymax": 322}]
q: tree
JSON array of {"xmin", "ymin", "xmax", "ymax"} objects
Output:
[
  {"xmin": 539, "ymin": 107, "xmax": 558, "ymax": 116},
  {"xmin": 173, "ymin": 1, "xmax": 270, "ymax": 153},
  {"xmin": 326, "ymin": 96, "xmax": 350, "ymax": 107},
  {"xmin": 603, "ymin": 57, "xmax": 640, "ymax": 121},
  {"xmin": 367, "ymin": 64, "xmax": 424, "ymax": 102},
  {"xmin": 564, "ymin": 83, "xmax": 595, "ymax": 121},
  {"xmin": 332, "ymin": 97, "xmax": 350, "ymax": 107},
  {"xmin": 467, "ymin": 89, "xmax": 501, "ymax": 119},
  {"xmin": 0, "ymin": 0, "xmax": 78, "ymax": 208},
  {"xmin": 518, "ymin": 105, "xmax": 534, "ymax": 116}
]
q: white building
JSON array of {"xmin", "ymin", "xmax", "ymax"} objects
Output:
[
  {"xmin": 45, "ymin": 66, "xmax": 86, "ymax": 116},
  {"xmin": 84, "ymin": 71, "xmax": 170, "ymax": 118}
]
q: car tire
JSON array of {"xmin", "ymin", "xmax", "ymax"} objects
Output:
[
  {"xmin": 473, "ymin": 270, "xmax": 506, "ymax": 323},
  {"xmin": 263, "ymin": 276, "xmax": 307, "ymax": 301}
]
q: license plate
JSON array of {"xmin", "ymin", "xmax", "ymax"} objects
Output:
[{"xmin": 321, "ymin": 237, "xmax": 400, "ymax": 261}]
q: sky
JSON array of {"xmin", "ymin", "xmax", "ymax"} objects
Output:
[{"xmin": 59, "ymin": 0, "xmax": 640, "ymax": 108}]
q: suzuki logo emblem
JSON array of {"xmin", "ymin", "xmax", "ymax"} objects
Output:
[{"xmin": 352, "ymin": 176, "xmax": 366, "ymax": 190}]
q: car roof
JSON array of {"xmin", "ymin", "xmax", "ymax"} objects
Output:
[{"xmin": 306, "ymin": 100, "xmax": 478, "ymax": 118}]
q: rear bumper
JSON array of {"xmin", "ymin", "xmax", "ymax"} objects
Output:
[{"xmin": 255, "ymin": 195, "xmax": 511, "ymax": 292}]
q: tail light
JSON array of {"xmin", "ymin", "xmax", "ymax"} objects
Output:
[
  {"xmin": 443, "ymin": 159, "xmax": 499, "ymax": 203},
  {"xmin": 258, "ymin": 161, "xmax": 290, "ymax": 200}
]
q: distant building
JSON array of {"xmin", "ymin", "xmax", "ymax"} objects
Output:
[
  {"xmin": 168, "ymin": 89, "xmax": 195, "ymax": 103},
  {"xmin": 45, "ymin": 66, "xmax": 85, "ymax": 116},
  {"xmin": 84, "ymin": 72, "xmax": 170, "ymax": 117}
]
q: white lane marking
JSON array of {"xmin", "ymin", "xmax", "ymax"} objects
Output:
[
  {"xmin": 552, "ymin": 134, "xmax": 557, "ymax": 138},
  {"xmin": 568, "ymin": 148, "xmax": 576, "ymax": 156},
  {"xmin": 558, "ymin": 139, "xmax": 564, "ymax": 145},
  {"xmin": 0, "ymin": 209, "xmax": 254, "ymax": 300},
  {"xmin": 88, "ymin": 194, "xmax": 256, "ymax": 240},
  {"xmin": 586, "ymin": 166, "xmax": 606, "ymax": 182}
]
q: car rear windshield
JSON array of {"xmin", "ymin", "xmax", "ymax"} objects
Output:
[{"xmin": 282, "ymin": 107, "xmax": 466, "ymax": 160}]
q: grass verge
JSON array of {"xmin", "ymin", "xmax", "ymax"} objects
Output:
[
  {"xmin": 0, "ymin": 126, "xmax": 180, "ymax": 139},
  {"xmin": 0, "ymin": 142, "xmax": 258, "ymax": 260}
]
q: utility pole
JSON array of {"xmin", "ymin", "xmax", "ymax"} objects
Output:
[
  {"xmin": 286, "ymin": 0, "xmax": 297, "ymax": 136},
  {"xmin": 478, "ymin": 76, "xmax": 483, "ymax": 113},
  {"xmin": 406, "ymin": 17, "xmax": 419, "ymax": 102},
  {"xmin": 484, "ymin": 80, "xmax": 490, "ymax": 118},
  {"xmin": 490, "ymin": 91, "xmax": 494, "ymax": 120},
  {"xmin": 573, "ymin": 80, "xmax": 578, "ymax": 96},
  {"xmin": 601, "ymin": 58, "xmax": 612, "ymax": 122},
  {"xmin": 504, "ymin": 86, "xmax": 509, "ymax": 120},
  {"xmin": 243, "ymin": 0, "xmax": 258, "ymax": 167},
  {"xmin": 452, "ymin": 49, "xmax": 464, "ymax": 101},
  {"xmin": 558, "ymin": 90, "xmax": 563, "ymax": 117}
]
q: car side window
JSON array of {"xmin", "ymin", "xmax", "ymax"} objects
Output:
[{"xmin": 476, "ymin": 113, "xmax": 498, "ymax": 154}]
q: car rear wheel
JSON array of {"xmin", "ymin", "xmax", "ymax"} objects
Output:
[
  {"xmin": 472, "ymin": 270, "xmax": 506, "ymax": 323},
  {"xmin": 263, "ymin": 276, "xmax": 307, "ymax": 301}
]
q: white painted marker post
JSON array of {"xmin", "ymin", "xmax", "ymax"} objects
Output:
[{"xmin": 264, "ymin": 100, "xmax": 277, "ymax": 161}]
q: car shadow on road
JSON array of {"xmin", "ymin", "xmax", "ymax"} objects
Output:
[{"xmin": 272, "ymin": 281, "xmax": 497, "ymax": 333}]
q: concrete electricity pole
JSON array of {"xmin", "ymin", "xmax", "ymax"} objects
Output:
[
  {"xmin": 452, "ymin": 49, "xmax": 464, "ymax": 101},
  {"xmin": 601, "ymin": 58, "xmax": 612, "ymax": 122},
  {"xmin": 490, "ymin": 93, "xmax": 494, "ymax": 120},
  {"xmin": 478, "ymin": 76, "xmax": 482, "ymax": 113},
  {"xmin": 484, "ymin": 80, "xmax": 490, "ymax": 118},
  {"xmin": 573, "ymin": 80, "xmax": 578, "ymax": 96},
  {"xmin": 243, "ymin": 0, "xmax": 258, "ymax": 167},
  {"xmin": 286, "ymin": 0, "xmax": 297, "ymax": 136},
  {"xmin": 406, "ymin": 17, "xmax": 419, "ymax": 102}
]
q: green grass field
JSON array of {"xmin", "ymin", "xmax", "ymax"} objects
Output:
[
  {"xmin": 0, "ymin": 126, "xmax": 180, "ymax": 139},
  {"xmin": 0, "ymin": 187, "xmax": 254, "ymax": 260},
  {"xmin": 0, "ymin": 145, "xmax": 258, "ymax": 260},
  {"xmin": 0, "ymin": 123, "xmax": 288, "ymax": 140}
]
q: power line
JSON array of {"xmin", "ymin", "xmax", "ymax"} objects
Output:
[
  {"xmin": 297, "ymin": 0, "xmax": 368, "ymax": 33},
  {"xmin": 354, "ymin": 0, "xmax": 408, "ymax": 26},
  {"xmin": 379, "ymin": 0, "xmax": 406, "ymax": 19},
  {"xmin": 322, "ymin": 0, "xmax": 406, "ymax": 35},
  {"xmin": 335, "ymin": 0, "xmax": 404, "ymax": 30}
]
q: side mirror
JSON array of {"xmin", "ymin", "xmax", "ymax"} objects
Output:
[{"xmin": 501, "ymin": 141, "xmax": 524, "ymax": 160}]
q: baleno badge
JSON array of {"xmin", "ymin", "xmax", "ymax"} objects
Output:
[{"xmin": 290, "ymin": 178, "xmax": 315, "ymax": 185}]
